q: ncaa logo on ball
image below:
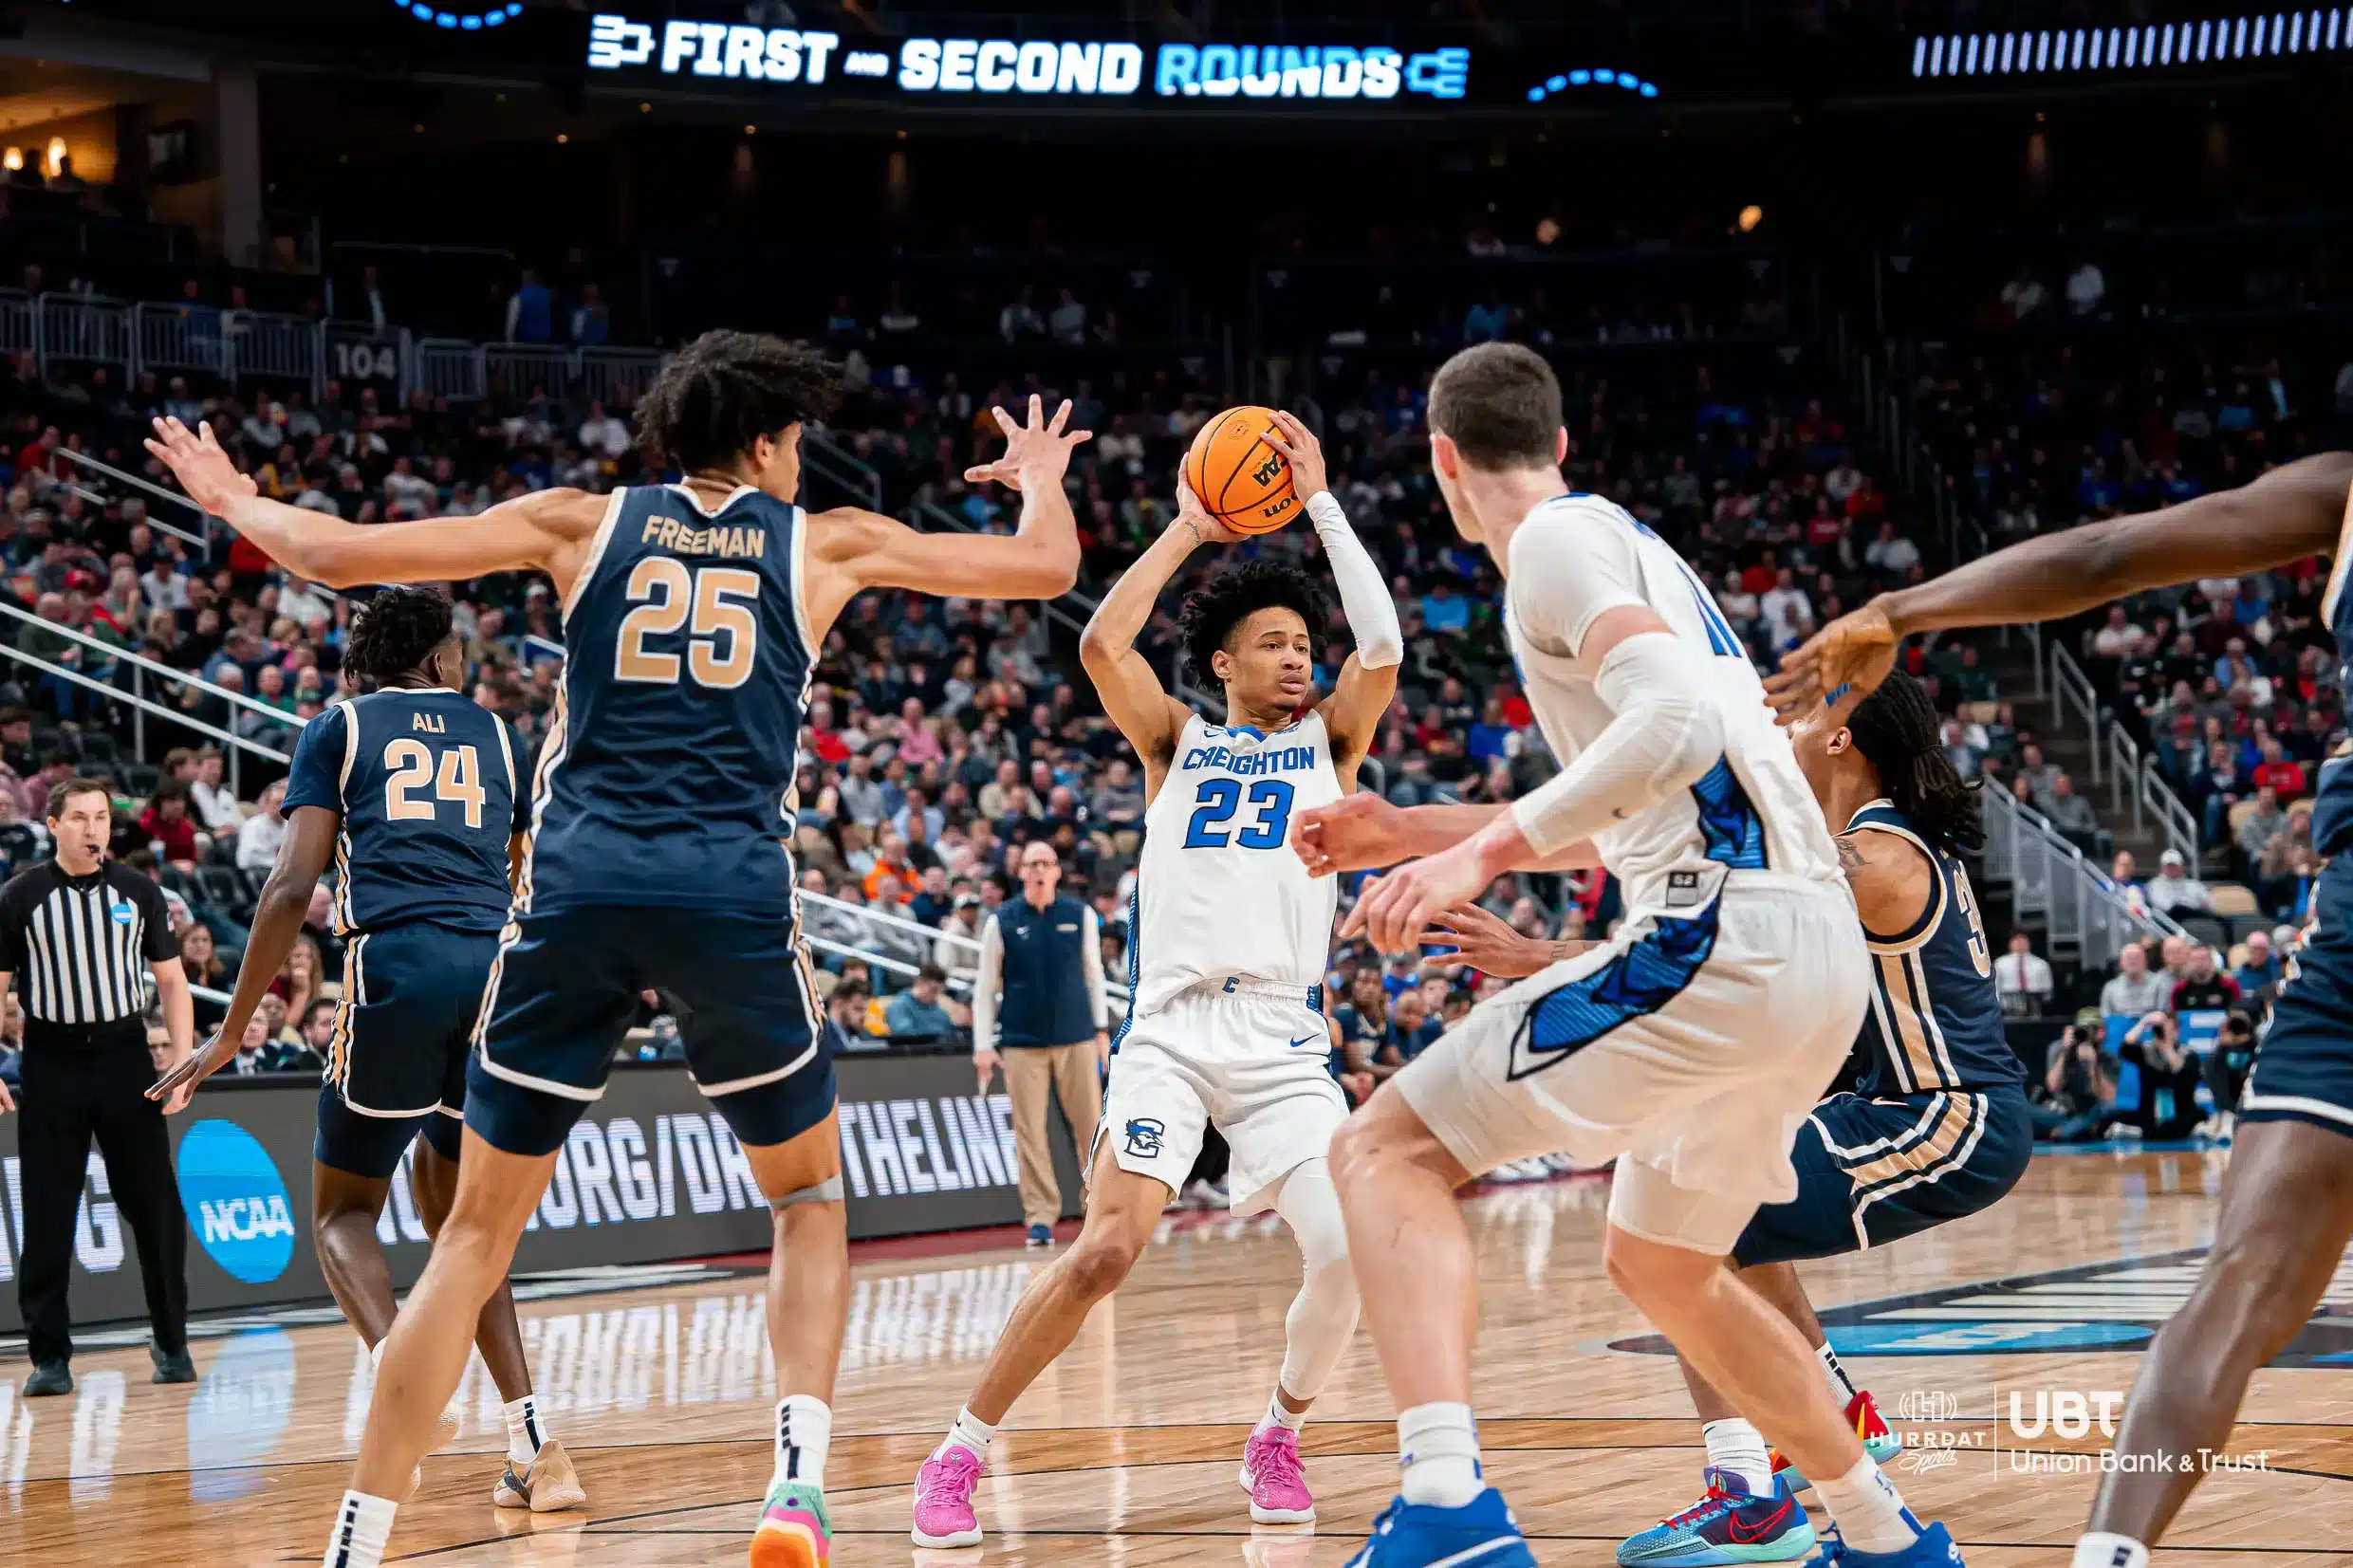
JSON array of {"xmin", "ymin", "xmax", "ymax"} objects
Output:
[{"xmin": 176, "ymin": 1119, "xmax": 297, "ymax": 1283}]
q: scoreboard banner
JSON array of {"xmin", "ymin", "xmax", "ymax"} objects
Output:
[
  {"xmin": 0, "ymin": 1053, "xmax": 1084, "ymax": 1334},
  {"xmin": 584, "ymin": 13, "xmax": 1473, "ymax": 106}
]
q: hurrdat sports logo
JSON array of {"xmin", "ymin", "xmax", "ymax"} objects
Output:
[{"xmin": 176, "ymin": 1120, "xmax": 297, "ymax": 1283}]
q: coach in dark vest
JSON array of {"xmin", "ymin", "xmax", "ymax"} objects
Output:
[{"xmin": 973, "ymin": 840, "xmax": 1107, "ymax": 1246}]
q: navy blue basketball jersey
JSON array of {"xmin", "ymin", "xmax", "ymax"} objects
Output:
[
  {"xmin": 2311, "ymin": 493, "xmax": 2353, "ymax": 858},
  {"xmin": 283, "ymin": 688, "xmax": 524, "ymax": 937},
  {"xmin": 522, "ymin": 484, "xmax": 812, "ymax": 916},
  {"xmin": 1845, "ymin": 800, "xmax": 2022, "ymax": 1097}
]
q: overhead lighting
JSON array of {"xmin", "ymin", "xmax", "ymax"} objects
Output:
[
  {"xmin": 1914, "ymin": 11, "xmax": 2353, "ymax": 76},
  {"xmin": 1737, "ymin": 204, "xmax": 1764, "ymax": 232},
  {"xmin": 1524, "ymin": 67, "xmax": 1661, "ymax": 102},
  {"xmin": 1, "ymin": 148, "xmax": 20, "ymax": 173}
]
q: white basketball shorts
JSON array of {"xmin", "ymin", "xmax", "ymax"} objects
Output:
[
  {"xmin": 1094, "ymin": 977, "xmax": 1347, "ymax": 1215},
  {"xmin": 1394, "ymin": 869, "xmax": 1869, "ymax": 1254}
]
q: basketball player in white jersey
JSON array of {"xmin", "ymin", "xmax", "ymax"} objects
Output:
[
  {"xmin": 1292, "ymin": 344, "xmax": 1967, "ymax": 1568},
  {"xmin": 909, "ymin": 412, "xmax": 1400, "ymax": 1545}
]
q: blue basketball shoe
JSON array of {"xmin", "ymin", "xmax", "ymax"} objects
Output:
[
  {"xmin": 1343, "ymin": 1488, "xmax": 1538, "ymax": 1568},
  {"xmin": 1617, "ymin": 1467, "xmax": 1816, "ymax": 1565},
  {"xmin": 1806, "ymin": 1520, "xmax": 1964, "ymax": 1567}
]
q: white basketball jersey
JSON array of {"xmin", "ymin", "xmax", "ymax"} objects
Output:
[
  {"xmin": 1504, "ymin": 493, "xmax": 1843, "ymax": 913},
  {"xmin": 1131, "ymin": 710, "xmax": 1342, "ymax": 1015}
]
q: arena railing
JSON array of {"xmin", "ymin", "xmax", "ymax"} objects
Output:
[
  {"xmin": 2048, "ymin": 642, "xmax": 2103, "ymax": 784},
  {"xmin": 0, "ymin": 287, "xmax": 668, "ymax": 415},
  {"xmin": 53, "ymin": 445, "xmax": 213, "ymax": 550},
  {"xmin": 1981, "ymin": 781, "xmax": 2179, "ymax": 970},
  {"xmin": 799, "ymin": 887, "xmax": 1131, "ymax": 1005},
  {"xmin": 0, "ymin": 599, "xmax": 304, "ymax": 796}
]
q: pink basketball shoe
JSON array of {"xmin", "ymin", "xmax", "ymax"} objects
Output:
[
  {"xmin": 1240, "ymin": 1424, "xmax": 1315, "ymax": 1524},
  {"xmin": 909, "ymin": 1444, "xmax": 985, "ymax": 1548}
]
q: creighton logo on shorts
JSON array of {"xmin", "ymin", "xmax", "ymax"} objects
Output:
[{"xmin": 1123, "ymin": 1117, "xmax": 1166, "ymax": 1158}]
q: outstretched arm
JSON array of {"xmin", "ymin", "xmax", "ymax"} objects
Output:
[
  {"xmin": 148, "ymin": 805, "xmax": 337, "ymax": 1103},
  {"xmin": 1076, "ymin": 475, "xmax": 1234, "ymax": 785},
  {"xmin": 805, "ymin": 396, "xmax": 1089, "ymax": 631},
  {"xmin": 1262, "ymin": 412, "xmax": 1401, "ymax": 782},
  {"xmin": 1291, "ymin": 796, "xmax": 1597, "ymax": 876},
  {"xmin": 1769, "ymin": 452, "xmax": 2353, "ymax": 712},
  {"xmin": 144, "ymin": 416, "xmax": 604, "ymax": 591}
]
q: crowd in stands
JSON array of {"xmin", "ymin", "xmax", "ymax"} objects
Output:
[{"xmin": 0, "ymin": 231, "xmax": 2325, "ymax": 1171}]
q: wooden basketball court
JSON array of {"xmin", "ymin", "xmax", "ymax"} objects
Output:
[{"xmin": 6, "ymin": 1146, "xmax": 2349, "ymax": 1564}]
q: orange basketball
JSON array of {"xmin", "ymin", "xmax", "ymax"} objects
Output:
[{"xmin": 1184, "ymin": 405, "xmax": 1299, "ymax": 535}]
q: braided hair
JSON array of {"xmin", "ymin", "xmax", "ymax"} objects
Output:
[
  {"xmin": 634, "ymin": 329, "xmax": 843, "ymax": 475},
  {"xmin": 1176, "ymin": 560, "xmax": 1328, "ymax": 685},
  {"xmin": 1845, "ymin": 670, "xmax": 1983, "ymax": 857},
  {"xmin": 344, "ymin": 586, "xmax": 454, "ymax": 692}
]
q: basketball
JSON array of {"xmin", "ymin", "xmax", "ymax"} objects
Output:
[{"xmin": 1184, "ymin": 405, "xmax": 1299, "ymax": 535}]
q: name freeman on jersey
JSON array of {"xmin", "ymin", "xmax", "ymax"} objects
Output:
[
  {"xmin": 1177, "ymin": 742, "xmax": 1321, "ymax": 776},
  {"xmin": 639, "ymin": 516, "xmax": 770, "ymax": 559}
]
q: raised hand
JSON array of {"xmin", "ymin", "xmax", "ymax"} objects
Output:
[
  {"xmin": 1763, "ymin": 602, "xmax": 1899, "ymax": 726},
  {"xmin": 1259, "ymin": 410, "xmax": 1328, "ymax": 501},
  {"xmin": 963, "ymin": 395, "xmax": 1092, "ymax": 492},
  {"xmin": 1174, "ymin": 470, "xmax": 1246, "ymax": 548},
  {"xmin": 1292, "ymin": 792, "xmax": 1413, "ymax": 877},
  {"xmin": 143, "ymin": 416, "xmax": 257, "ymax": 518}
]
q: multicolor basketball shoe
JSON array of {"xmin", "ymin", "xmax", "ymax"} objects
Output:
[
  {"xmin": 750, "ymin": 1475, "xmax": 832, "ymax": 1567},
  {"xmin": 1771, "ymin": 1391, "xmax": 1903, "ymax": 1493},
  {"xmin": 1618, "ymin": 1468, "xmax": 1816, "ymax": 1566}
]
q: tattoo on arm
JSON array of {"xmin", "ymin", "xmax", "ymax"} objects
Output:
[{"xmin": 1835, "ymin": 835, "xmax": 1868, "ymax": 881}]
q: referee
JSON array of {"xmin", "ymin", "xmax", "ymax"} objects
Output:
[{"xmin": 0, "ymin": 777, "xmax": 196, "ymax": 1395}]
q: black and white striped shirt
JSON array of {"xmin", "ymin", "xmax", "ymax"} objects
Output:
[{"xmin": 0, "ymin": 860, "xmax": 177, "ymax": 1026}]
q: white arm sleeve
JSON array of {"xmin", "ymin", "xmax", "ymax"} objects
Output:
[
  {"xmin": 1306, "ymin": 490, "xmax": 1402, "ymax": 670},
  {"xmin": 1079, "ymin": 906, "xmax": 1108, "ymax": 1029},
  {"xmin": 972, "ymin": 914, "xmax": 1004, "ymax": 1053},
  {"xmin": 1509, "ymin": 631, "xmax": 1725, "ymax": 858}
]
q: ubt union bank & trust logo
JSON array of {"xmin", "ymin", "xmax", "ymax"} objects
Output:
[{"xmin": 175, "ymin": 1119, "xmax": 296, "ymax": 1283}]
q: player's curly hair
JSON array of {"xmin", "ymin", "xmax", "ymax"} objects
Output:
[
  {"xmin": 1177, "ymin": 560, "xmax": 1329, "ymax": 685},
  {"xmin": 634, "ymin": 329, "xmax": 844, "ymax": 475},
  {"xmin": 1847, "ymin": 669, "xmax": 1984, "ymax": 858},
  {"xmin": 344, "ymin": 585, "xmax": 454, "ymax": 692}
]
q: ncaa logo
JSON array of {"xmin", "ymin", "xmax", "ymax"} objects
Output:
[
  {"xmin": 1123, "ymin": 1117, "xmax": 1165, "ymax": 1158},
  {"xmin": 176, "ymin": 1120, "xmax": 297, "ymax": 1283},
  {"xmin": 110, "ymin": 895, "xmax": 134, "ymax": 926}
]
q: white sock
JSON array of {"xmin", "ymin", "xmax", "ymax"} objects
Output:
[
  {"xmin": 775, "ymin": 1394, "xmax": 832, "ymax": 1488},
  {"xmin": 2073, "ymin": 1533, "xmax": 2150, "ymax": 1568},
  {"xmin": 1814, "ymin": 1454, "xmax": 1920, "ymax": 1554},
  {"xmin": 366, "ymin": 1337, "xmax": 383, "ymax": 1372},
  {"xmin": 1700, "ymin": 1417, "xmax": 1772, "ymax": 1496},
  {"xmin": 1262, "ymin": 1390, "xmax": 1306, "ymax": 1434},
  {"xmin": 1816, "ymin": 1341, "xmax": 1858, "ymax": 1404},
  {"xmin": 504, "ymin": 1395, "xmax": 547, "ymax": 1467},
  {"xmin": 1398, "ymin": 1401, "xmax": 1482, "ymax": 1508},
  {"xmin": 322, "ymin": 1489, "xmax": 397, "ymax": 1568},
  {"xmin": 942, "ymin": 1405, "xmax": 996, "ymax": 1462}
]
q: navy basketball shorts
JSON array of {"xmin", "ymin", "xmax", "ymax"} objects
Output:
[
  {"xmin": 464, "ymin": 905, "xmax": 832, "ymax": 1158},
  {"xmin": 1732, "ymin": 1088, "xmax": 2034, "ymax": 1267},
  {"xmin": 316, "ymin": 922, "xmax": 503, "ymax": 1179},
  {"xmin": 2242, "ymin": 929, "xmax": 2353, "ymax": 1138}
]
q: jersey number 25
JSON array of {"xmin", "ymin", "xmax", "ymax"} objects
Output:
[{"xmin": 616, "ymin": 558, "xmax": 759, "ymax": 689}]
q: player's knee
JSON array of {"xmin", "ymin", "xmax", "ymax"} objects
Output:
[
  {"xmin": 1603, "ymin": 1227, "xmax": 1716, "ymax": 1306},
  {"xmin": 1064, "ymin": 1232, "xmax": 1142, "ymax": 1301},
  {"xmin": 1329, "ymin": 1101, "xmax": 1412, "ymax": 1195}
]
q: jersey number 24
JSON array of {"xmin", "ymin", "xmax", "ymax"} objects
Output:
[
  {"xmin": 384, "ymin": 740, "xmax": 486, "ymax": 829},
  {"xmin": 1183, "ymin": 778, "xmax": 1293, "ymax": 849}
]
